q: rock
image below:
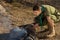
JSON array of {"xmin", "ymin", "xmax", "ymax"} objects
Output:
[{"xmin": 0, "ymin": 5, "xmax": 13, "ymax": 33}]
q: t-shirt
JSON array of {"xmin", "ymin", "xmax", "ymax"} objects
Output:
[{"xmin": 43, "ymin": 5, "xmax": 60, "ymax": 22}]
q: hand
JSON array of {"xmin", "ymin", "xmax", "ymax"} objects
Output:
[
  {"xmin": 33, "ymin": 24, "xmax": 39, "ymax": 27},
  {"xmin": 33, "ymin": 24, "xmax": 40, "ymax": 32}
]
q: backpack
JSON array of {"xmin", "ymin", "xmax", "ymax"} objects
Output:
[{"xmin": 42, "ymin": 5, "xmax": 60, "ymax": 23}]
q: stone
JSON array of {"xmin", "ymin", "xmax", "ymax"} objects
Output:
[{"xmin": 0, "ymin": 5, "xmax": 13, "ymax": 33}]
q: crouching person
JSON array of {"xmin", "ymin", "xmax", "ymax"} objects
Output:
[{"xmin": 32, "ymin": 4, "xmax": 60, "ymax": 38}]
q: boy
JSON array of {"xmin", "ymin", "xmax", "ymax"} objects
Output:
[{"xmin": 32, "ymin": 4, "xmax": 60, "ymax": 38}]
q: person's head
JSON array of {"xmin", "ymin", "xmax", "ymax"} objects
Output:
[{"xmin": 33, "ymin": 5, "xmax": 42, "ymax": 16}]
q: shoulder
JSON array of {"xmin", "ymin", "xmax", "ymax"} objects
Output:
[{"xmin": 42, "ymin": 5, "xmax": 56, "ymax": 10}]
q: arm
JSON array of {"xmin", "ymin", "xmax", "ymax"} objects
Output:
[
  {"xmin": 46, "ymin": 16, "xmax": 55, "ymax": 27},
  {"xmin": 32, "ymin": 17, "xmax": 39, "ymax": 26},
  {"xmin": 32, "ymin": 18, "xmax": 39, "ymax": 29}
]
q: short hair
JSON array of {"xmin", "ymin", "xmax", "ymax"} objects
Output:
[{"xmin": 33, "ymin": 3, "xmax": 40, "ymax": 11}]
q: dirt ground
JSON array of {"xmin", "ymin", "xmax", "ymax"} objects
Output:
[{"xmin": 0, "ymin": 1, "xmax": 60, "ymax": 40}]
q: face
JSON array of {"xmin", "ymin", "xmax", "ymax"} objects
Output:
[{"xmin": 33, "ymin": 9, "xmax": 42, "ymax": 16}]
